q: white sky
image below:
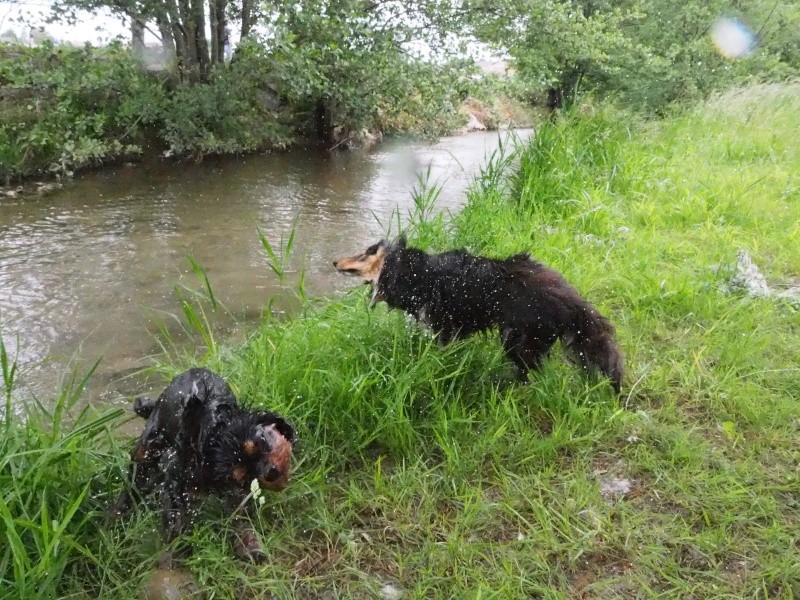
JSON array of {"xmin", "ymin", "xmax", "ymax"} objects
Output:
[{"xmin": 0, "ymin": 0, "xmax": 149, "ymax": 44}]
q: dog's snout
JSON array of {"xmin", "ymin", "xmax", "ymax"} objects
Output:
[
  {"xmin": 263, "ymin": 465, "xmax": 281, "ymax": 482},
  {"xmin": 332, "ymin": 260, "xmax": 338, "ymax": 268}
]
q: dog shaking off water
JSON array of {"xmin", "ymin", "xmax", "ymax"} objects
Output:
[
  {"xmin": 334, "ymin": 236, "xmax": 623, "ymax": 392},
  {"xmin": 108, "ymin": 368, "xmax": 296, "ymax": 562}
]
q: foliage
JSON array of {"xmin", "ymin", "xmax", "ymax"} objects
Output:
[
  {"xmin": 0, "ymin": 342, "xmax": 123, "ymax": 598},
  {"xmin": 0, "ymin": 0, "xmax": 479, "ymax": 181},
  {"xmin": 157, "ymin": 48, "xmax": 295, "ymax": 156},
  {"xmin": 468, "ymin": 0, "xmax": 800, "ymax": 112},
  {"xmin": 4, "ymin": 0, "xmax": 799, "ymax": 184},
  {"xmin": 250, "ymin": 0, "xmax": 471, "ymax": 140},
  {"xmin": 50, "ymin": 0, "xmax": 237, "ymax": 78},
  {"xmin": 0, "ymin": 42, "xmax": 159, "ymax": 182}
]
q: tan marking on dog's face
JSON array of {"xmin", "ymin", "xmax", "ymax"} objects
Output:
[
  {"xmin": 242, "ymin": 439, "xmax": 256, "ymax": 455},
  {"xmin": 332, "ymin": 242, "xmax": 386, "ymax": 284},
  {"xmin": 256, "ymin": 424, "xmax": 294, "ymax": 492}
]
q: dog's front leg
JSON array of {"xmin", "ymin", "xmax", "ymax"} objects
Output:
[
  {"xmin": 161, "ymin": 447, "xmax": 189, "ymax": 543},
  {"xmin": 106, "ymin": 433, "xmax": 166, "ymax": 523},
  {"xmin": 227, "ymin": 496, "xmax": 268, "ymax": 564},
  {"xmin": 233, "ymin": 522, "xmax": 267, "ymax": 564}
]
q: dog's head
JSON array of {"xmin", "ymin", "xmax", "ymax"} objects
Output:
[
  {"xmin": 219, "ymin": 413, "xmax": 297, "ymax": 492},
  {"xmin": 333, "ymin": 236, "xmax": 406, "ymax": 305},
  {"xmin": 332, "ymin": 239, "xmax": 392, "ymax": 283}
]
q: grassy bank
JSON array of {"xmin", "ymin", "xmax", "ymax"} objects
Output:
[{"xmin": 2, "ymin": 82, "xmax": 799, "ymax": 598}]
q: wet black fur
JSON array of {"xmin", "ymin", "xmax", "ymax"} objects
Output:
[
  {"xmin": 373, "ymin": 237, "xmax": 624, "ymax": 392},
  {"xmin": 110, "ymin": 368, "xmax": 296, "ymax": 545}
]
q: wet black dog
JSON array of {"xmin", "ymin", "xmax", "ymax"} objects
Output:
[
  {"xmin": 334, "ymin": 236, "xmax": 623, "ymax": 392},
  {"xmin": 108, "ymin": 368, "xmax": 296, "ymax": 562}
]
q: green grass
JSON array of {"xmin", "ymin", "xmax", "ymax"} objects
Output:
[{"xmin": 2, "ymin": 82, "xmax": 800, "ymax": 598}]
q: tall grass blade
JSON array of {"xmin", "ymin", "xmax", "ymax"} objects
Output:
[
  {"xmin": 188, "ymin": 255, "xmax": 218, "ymax": 311},
  {"xmin": 258, "ymin": 227, "xmax": 286, "ymax": 282},
  {"xmin": 1, "ymin": 332, "xmax": 19, "ymax": 428},
  {"xmin": 284, "ymin": 214, "xmax": 299, "ymax": 261}
]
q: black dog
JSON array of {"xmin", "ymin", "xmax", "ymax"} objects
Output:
[
  {"xmin": 334, "ymin": 236, "xmax": 623, "ymax": 392},
  {"xmin": 109, "ymin": 368, "xmax": 296, "ymax": 561}
]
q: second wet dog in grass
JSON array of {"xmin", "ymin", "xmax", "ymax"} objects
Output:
[
  {"xmin": 108, "ymin": 368, "xmax": 297, "ymax": 563},
  {"xmin": 333, "ymin": 236, "xmax": 623, "ymax": 392}
]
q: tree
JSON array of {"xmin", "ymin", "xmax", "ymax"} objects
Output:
[
  {"xmin": 467, "ymin": 0, "xmax": 800, "ymax": 111},
  {"xmin": 48, "ymin": 0, "xmax": 257, "ymax": 78},
  {"xmin": 0, "ymin": 29, "xmax": 21, "ymax": 44},
  {"xmin": 466, "ymin": 0, "xmax": 652, "ymax": 108},
  {"xmin": 242, "ymin": 0, "xmax": 468, "ymax": 141}
]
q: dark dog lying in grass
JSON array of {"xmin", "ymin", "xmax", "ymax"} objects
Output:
[
  {"xmin": 108, "ymin": 368, "xmax": 296, "ymax": 562},
  {"xmin": 333, "ymin": 236, "xmax": 623, "ymax": 393}
]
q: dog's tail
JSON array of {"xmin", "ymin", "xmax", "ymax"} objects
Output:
[
  {"xmin": 132, "ymin": 396, "xmax": 155, "ymax": 419},
  {"xmin": 562, "ymin": 306, "xmax": 624, "ymax": 394}
]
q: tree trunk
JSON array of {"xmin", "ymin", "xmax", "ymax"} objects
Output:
[
  {"xmin": 548, "ymin": 67, "xmax": 584, "ymax": 109},
  {"xmin": 174, "ymin": 0, "xmax": 209, "ymax": 79},
  {"xmin": 155, "ymin": 11, "xmax": 176, "ymax": 59},
  {"xmin": 189, "ymin": 0, "xmax": 210, "ymax": 75},
  {"xmin": 166, "ymin": 0, "xmax": 190, "ymax": 72},
  {"xmin": 131, "ymin": 17, "xmax": 145, "ymax": 57},
  {"xmin": 209, "ymin": 0, "xmax": 220, "ymax": 64},
  {"xmin": 216, "ymin": 0, "xmax": 227, "ymax": 60},
  {"xmin": 241, "ymin": 0, "xmax": 253, "ymax": 39},
  {"xmin": 208, "ymin": 0, "xmax": 226, "ymax": 65}
]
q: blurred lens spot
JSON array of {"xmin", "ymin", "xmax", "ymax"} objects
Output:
[{"xmin": 712, "ymin": 18, "xmax": 755, "ymax": 59}]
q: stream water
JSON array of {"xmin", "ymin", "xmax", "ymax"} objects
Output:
[{"xmin": 0, "ymin": 130, "xmax": 531, "ymax": 408}]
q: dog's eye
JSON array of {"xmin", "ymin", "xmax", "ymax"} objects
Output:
[{"xmin": 365, "ymin": 244, "xmax": 379, "ymax": 256}]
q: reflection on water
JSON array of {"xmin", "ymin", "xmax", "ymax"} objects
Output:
[{"xmin": 0, "ymin": 130, "xmax": 531, "ymax": 407}]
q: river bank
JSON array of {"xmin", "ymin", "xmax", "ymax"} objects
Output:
[
  {"xmin": 0, "ymin": 42, "xmax": 537, "ymax": 187},
  {"xmin": 3, "ymin": 84, "xmax": 799, "ymax": 598}
]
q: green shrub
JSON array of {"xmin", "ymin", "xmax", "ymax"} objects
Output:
[{"xmin": 0, "ymin": 42, "xmax": 160, "ymax": 182}]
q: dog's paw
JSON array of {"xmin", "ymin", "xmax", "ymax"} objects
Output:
[
  {"xmin": 133, "ymin": 396, "xmax": 156, "ymax": 419},
  {"xmin": 233, "ymin": 526, "xmax": 267, "ymax": 564},
  {"xmin": 104, "ymin": 494, "xmax": 132, "ymax": 525}
]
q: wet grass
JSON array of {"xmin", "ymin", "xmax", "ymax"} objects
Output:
[{"xmin": 2, "ymin": 82, "xmax": 800, "ymax": 598}]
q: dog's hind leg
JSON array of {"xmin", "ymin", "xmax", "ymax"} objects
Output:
[{"xmin": 500, "ymin": 328, "xmax": 554, "ymax": 382}]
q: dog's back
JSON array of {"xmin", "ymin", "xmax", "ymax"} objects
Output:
[{"xmin": 384, "ymin": 245, "xmax": 623, "ymax": 392}]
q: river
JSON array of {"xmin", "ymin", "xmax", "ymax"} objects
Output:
[{"xmin": 0, "ymin": 130, "xmax": 531, "ymax": 408}]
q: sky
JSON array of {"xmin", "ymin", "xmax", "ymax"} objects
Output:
[
  {"xmin": 0, "ymin": 0, "xmax": 150, "ymax": 44},
  {"xmin": 0, "ymin": 0, "xmax": 506, "ymax": 63}
]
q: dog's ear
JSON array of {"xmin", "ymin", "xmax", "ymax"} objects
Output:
[
  {"xmin": 396, "ymin": 233, "xmax": 407, "ymax": 248},
  {"xmin": 258, "ymin": 413, "xmax": 297, "ymax": 446}
]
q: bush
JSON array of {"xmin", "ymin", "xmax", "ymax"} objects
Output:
[
  {"xmin": 158, "ymin": 53, "xmax": 295, "ymax": 157},
  {"xmin": 0, "ymin": 42, "xmax": 160, "ymax": 182}
]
